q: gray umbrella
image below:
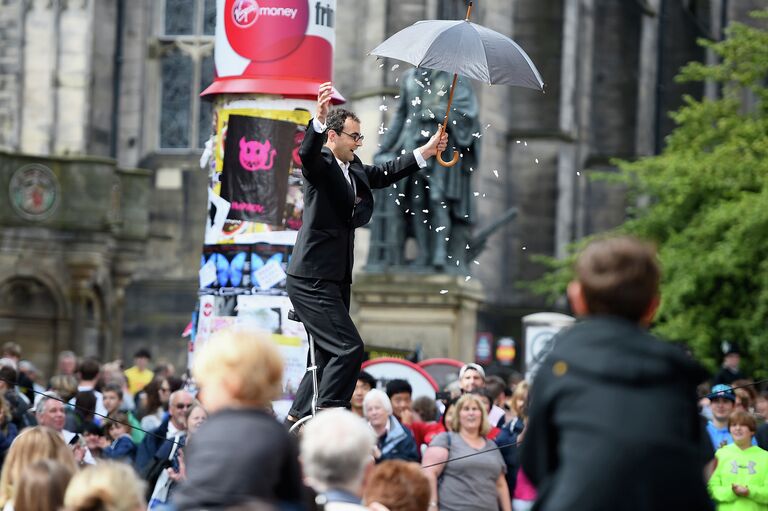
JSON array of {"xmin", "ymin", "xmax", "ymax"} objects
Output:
[{"xmin": 369, "ymin": 2, "xmax": 543, "ymax": 166}]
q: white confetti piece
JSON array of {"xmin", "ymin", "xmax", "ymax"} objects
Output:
[
  {"xmin": 435, "ymin": 226, "xmax": 446, "ymax": 232},
  {"xmin": 411, "ymin": 97, "xmax": 422, "ymax": 106},
  {"xmin": 576, "ymin": 171, "xmax": 581, "ymax": 176},
  {"xmin": 437, "ymin": 89, "xmax": 447, "ymax": 96},
  {"xmin": 473, "ymin": 192, "xmax": 480, "ymax": 197},
  {"xmin": 391, "ymin": 64, "xmax": 400, "ymax": 70},
  {"xmin": 445, "ymin": 237, "xmax": 450, "ymax": 241},
  {"xmin": 472, "ymin": 132, "xmax": 482, "ymax": 138},
  {"xmin": 394, "ymin": 95, "xmax": 400, "ymax": 99},
  {"xmin": 524, "ymin": 141, "xmax": 528, "ymax": 146},
  {"xmin": 421, "ymin": 130, "xmax": 431, "ymax": 138},
  {"xmin": 378, "ymin": 123, "xmax": 385, "ymax": 135},
  {"xmin": 379, "ymin": 105, "xmax": 388, "ymax": 111},
  {"xmin": 465, "ymin": 276, "xmax": 472, "ymax": 282},
  {"xmin": 516, "ymin": 140, "xmax": 521, "ymax": 144},
  {"xmin": 465, "ymin": 244, "xmax": 470, "ymax": 249},
  {"xmin": 415, "ymin": 79, "xmax": 425, "ymax": 88},
  {"xmin": 473, "ymin": 260, "xmax": 480, "ymax": 265},
  {"xmin": 535, "ymin": 158, "xmax": 539, "ymax": 164},
  {"xmin": 440, "ymin": 289, "xmax": 448, "ymax": 294},
  {"xmin": 422, "ymin": 209, "xmax": 429, "ymax": 213},
  {"xmin": 395, "ymin": 199, "xmax": 400, "ymax": 205},
  {"xmin": 379, "ymin": 63, "xmax": 384, "ymax": 68},
  {"xmin": 456, "ymin": 260, "xmax": 460, "ymax": 266},
  {"xmin": 493, "ymin": 170, "xmax": 499, "ymax": 178},
  {"xmin": 522, "ymin": 246, "xmax": 527, "ymax": 250}
]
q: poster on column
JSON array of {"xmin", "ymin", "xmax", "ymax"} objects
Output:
[{"xmin": 220, "ymin": 115, "xmax": 295, "ymax": 225}]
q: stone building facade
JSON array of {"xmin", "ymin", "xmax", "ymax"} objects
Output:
[{"xmin": 0, "ymin": 0, "xmax": 757, "ymax": 375}]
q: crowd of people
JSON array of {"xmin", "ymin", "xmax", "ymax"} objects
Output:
[{"xmin": 0, "ymin": 236, "xmax": 767, "ymax": 510}]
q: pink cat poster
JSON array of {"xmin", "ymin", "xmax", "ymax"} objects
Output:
[{"xmin": 220, "ymin": 114, "xmax": 295, "ymax": 224}]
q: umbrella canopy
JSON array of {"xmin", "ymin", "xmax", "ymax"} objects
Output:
[{"xmin": 370, "ymin": 19, "xmax": 544, "ymax": 91}]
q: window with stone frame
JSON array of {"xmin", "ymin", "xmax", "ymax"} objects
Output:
[{"xmin": 156, "ymin": 0, "xmax": 216, "ymax": 150}]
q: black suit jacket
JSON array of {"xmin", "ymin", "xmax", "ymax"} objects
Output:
[{"xmin": 287, "ymin": 119, "xmax": 422, "ymax": 282}]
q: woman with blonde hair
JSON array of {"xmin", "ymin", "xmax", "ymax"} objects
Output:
[
  {"xmin": 174, "ymin": 328, "xmax": 303, "ymax": 510},
  {"xmin": 65, "ymin": 461, "xmax": 145, "ymax": 511},
  {"xmin": 14, "ymin": 459, "xmax": 74, "ymax": 511},
  {"xmin": 422, "ymin": 393, "xmax": 511, "ymax": 511},
  {"xmin": 0, "ymin": 426, "xmax": 78, "ymax": 509}
]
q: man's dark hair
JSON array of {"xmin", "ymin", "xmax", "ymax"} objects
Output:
[
  {"xmin": 412, "ymin": 395, "xmax": 438, "ymax": 422},
  {"xmin": 357, "ymin": 371, "xmax": 377, "ymax": 389},
  {"xmin": 134, "ymin": 348, "xmax": 152, "ymax": 360},
  {"xmin": 77, "ymin": 357, "xmax": 101, "ymax": 381},
  {"xmin": 0, "ymin": 366, "xmax": 17, "ymax": 388},
  {"xmin": 575, "ymin": 236, "xmax": 660, "ymax": 322},
  {"xmin": 484, "ymin": 375, "xmax": 506, "ymax": 401},
  {"xmin": 326, "ymin": 108, "xmax": 360, "ymax": 139},
  {"xmin": 385, "ymin": 379, "xmax": 412, "ymax": 398}
]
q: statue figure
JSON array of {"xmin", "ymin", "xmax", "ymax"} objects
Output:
[{"xmin": 369, "ymin": 68, "xmax": 481, "ymax": 271}]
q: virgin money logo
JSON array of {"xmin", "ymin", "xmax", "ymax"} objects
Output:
[
  {"xmin": 225, "ymin": 0, "xmax": 308, "ymax": 62},
  {"xmin": 232, "ymin": 0, "xmax": 300, "ymax": 28}
]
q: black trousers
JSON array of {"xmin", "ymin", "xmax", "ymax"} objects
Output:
[{"xmin": 286, "ymin": 275, "xmax": 365, "ymax": 418}]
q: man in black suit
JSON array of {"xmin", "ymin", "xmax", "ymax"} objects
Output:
[{"xmin": 285, "ymin": 82, "xmax": 447, "ymax": 424}]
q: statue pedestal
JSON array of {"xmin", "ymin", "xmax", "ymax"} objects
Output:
[{"xmin": 352, "ymin": 272, "xmax": 484, "ymax": 362}]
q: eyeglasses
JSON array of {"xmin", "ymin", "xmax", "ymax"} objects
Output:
[
  {"xmin": 175, "ymin": 403, "xmax": 192, "ymax": 410},
  {"xmin": 340, "ymin": 131, "xmax": 364, "ymax": 143}
]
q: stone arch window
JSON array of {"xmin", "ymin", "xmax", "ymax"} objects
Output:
[
  {"xmin": 0, "ymin": 278, "xmax": 60, "ymax": 377},
  {"xmin": 152, "ymin": 0, "xmax": 216, "ymax": 150}
]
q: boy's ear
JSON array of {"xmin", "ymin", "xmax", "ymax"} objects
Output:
[
  {"xmin": 567, "ymin": 281, "xmax": 590, "ymax": 317},
  {"xmin": 639, "ymin": 294, "xmax": 661, "ymax": 327}
]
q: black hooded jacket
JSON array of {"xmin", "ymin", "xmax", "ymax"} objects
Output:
[{"xmin": 521, "ymin": 316, "xmax": 714, "ymax": 511}]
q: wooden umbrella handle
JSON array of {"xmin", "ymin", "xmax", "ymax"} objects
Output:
[
  {"xmin": 437, "ymin": 73, "xmax": 460, "ymax": 167},
  {"xmin": 436, "ymin": 125, "xmax": 459, "ymax": 167}
]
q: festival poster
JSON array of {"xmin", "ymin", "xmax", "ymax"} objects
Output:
[{"xmin": 220, "ymin": 115, "xmax": 295, "ymax": 224}]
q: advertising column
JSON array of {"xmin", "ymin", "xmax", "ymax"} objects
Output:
[{"xmin": 190, "ymin": 0, "xmax": 341, "ymax": 414}]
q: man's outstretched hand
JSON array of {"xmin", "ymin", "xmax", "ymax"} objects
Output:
[
  {"xmin": 316, "ymin": 82, "xmax": 333, "ymax": 125},
  {"xmin": 419, "ymin": 127, "xmax": 449, "ymax": 160}
]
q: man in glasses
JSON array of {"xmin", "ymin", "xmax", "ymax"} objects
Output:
[
  {"xmin": 285, "ymin": 82, "xmax": 448, "ymax": 427},
  {"xmin": 135, "ymin": 390, "xmax": 193, "ymax": 479}
]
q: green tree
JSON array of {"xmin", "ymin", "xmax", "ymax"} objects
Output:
[{"xmin": 531, "ymin": 12, "xmax": 768, "ymax": 376}]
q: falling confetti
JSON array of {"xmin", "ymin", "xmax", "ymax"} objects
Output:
[
  {"xmin": 456, "ymin": 260, "xmax": 460, "ymax": 266},
  {"xmin": 445, "ymin": 237, "xmax": 450, "ymax": 241},
  {"xmin": 394, "ymin": 95, "xmax": 400, "ymax": 98},
  {"xmin": 378, "ymin": 124, "xmax": 386, "ymax": 134},
  {"xmin": 421, "ymin": 130, "xmax": 431, "ymax": 138},
  {"xmin": 435, "ymin": 226, "xmax": 446, "ymax": 232},
  {"xmin": 465, "ymin": 244, "xmax": 470, "ymax": 249},
  {"xmin": 465, "ymin": 276, "xmax": 472, "ymax": 282},
  {"xmin": 422, "ymin": 209, "xmax": 429, "ymax": 213},
  {"xmin": 524, "ymin": 141, "xmax": 528, "ymax": 147},
  {"xmin": 426, "ymin": 109, "xmax": 435, "ymax": 119},
  {"xmin": 576, "ymin": 171, "xmax": 581, "ymax": 176},
  {"xmin": 415, "ymin": 79, "xmax": 425, "ymax": 88},
  {"xmin": 535, "ymin": 158, "xmax": 539, "ymax": 164},
  {"xmin": 472, "ymin": 132, "xmax": 482, "ymax": 138},
  {"xmin": 522, "ymin": 246, "xmax": 527, "ymax": 250},
  {"xmin": 516, "ymin": 140, "xmax": 521, "ymax": 144},
  {"xmin": 395, "ymin": 199, "xmax": 400, "ymax": 205},
  {"xmin": 391, "ymin": 64, "xmax": 400, "ymax": 70},
  {"xmin": 473, "ymin": 260, "xmax": 480, "ymax": 265},
  {"xmin": 473, "ymin": 192, "xmax": 480, "ymax": 197},
  {"xmin": 440, "ymin": 289, "xmax": 448, "ymax": 294},
  {"xmin": 411, "ymin": 97, "xmax": 422, "ymax": 107},
  {"xmin": 379, "ymin": 105, "xmax": 388, "ymax": 111},
  {"xmin": 379, "ymin": 63, "xmax": 384, "ymax": 68},
  {"xmin": 437, "ymin": 89, "xmax": 447, "ymax": 96},
  {"xmin": 493, "ymin": 170, "xmax": 499, "ymax": 178}
]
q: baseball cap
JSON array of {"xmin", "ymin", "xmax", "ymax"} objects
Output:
[
  {"xmin": 459, "ymin": 363, "xmax": 486, "ymax": 380},
  {"xmin": 707, "ymin": 384, "xmax": 736, "ymax": 402}
]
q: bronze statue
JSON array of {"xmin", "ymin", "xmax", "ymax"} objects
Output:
[{"xmin": 369, "ymin": 68, "xmax": 481, "ymax": 272}]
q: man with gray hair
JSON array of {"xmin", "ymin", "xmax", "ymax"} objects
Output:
[
  {"xmin": 36, "ymin": 392, "xmax": 95, "ymax": 464},
  {"xmin": 301, "ymin": 409, "xmax": 376, "ymax": 509}
]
